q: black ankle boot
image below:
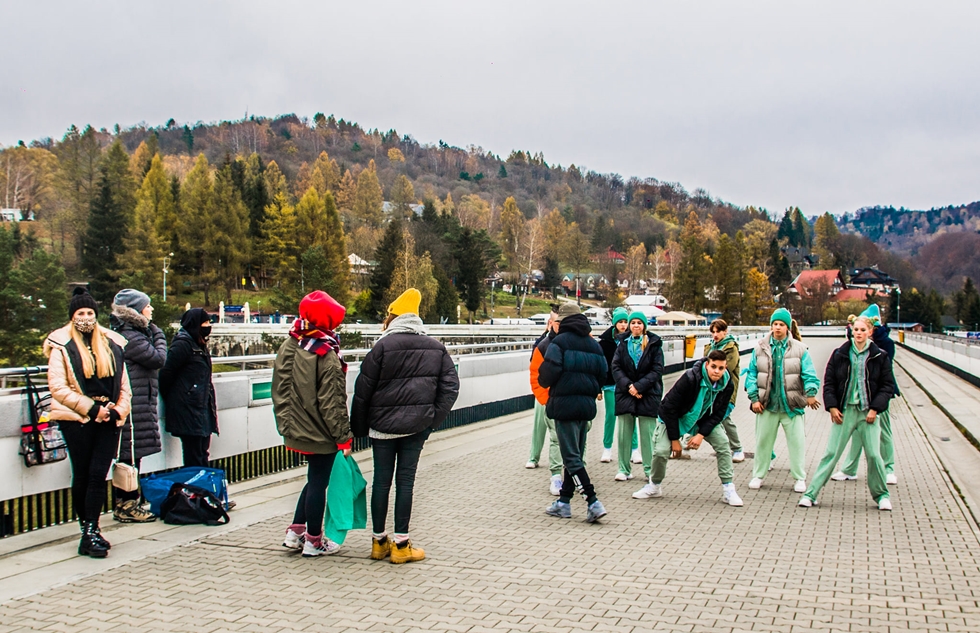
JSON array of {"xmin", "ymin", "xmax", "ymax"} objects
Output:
[
  {"xmin": 78, "ymin": 521, "xmax": 109, "ymax": 558},
  {"xmin": 90, "ymin": 521, "xmax": 111, "ymax": 550}
]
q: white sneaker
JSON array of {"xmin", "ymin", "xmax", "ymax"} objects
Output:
[
  {"xmin": 794, "ymin": 480, "xmax": 807, "ymax": 493},
  {"xmin": 600, "ymin": 448, "xmax": 613, "ymax": 463},
  {"xmin": 549, "ymin": 474, "xmax": 562, "ymax": 496},
  {"xmin": 282, "ymin": 529, "xmax": 304, "ymax": 550},
  {"xmin": 525, "ymin": 461, "xmax": 538, "ymax": 469},
  {"xmin": 768, "ymin": 462, "xmax": 774, "ymax": 472},
  {"xmin": 632, "ymin": 480, "xmax": 662, "ymax": 499},
  {"xmin": 302, "ymin": 537, "xmax": 341, "ymax": 557},
  {"xmin": 748, "ymin": 478, "xmax": 763, "ymax": 490},
  {"xmin": 722, "ymin": 484, "xmax": 743, "ymax": 507},
  {"xmin": 878, "ymin": 497, "xmax": 893, "ymax": 511},
  {"xmin": 831, "ymin": 471, "xmax": 857, "ymax": 481},
  {"xmin": 631, "ymin": 449, "xmax": 642, "ymax": 464},
  {"xmin": 731, "ymin": 451, "xmax": 745, "ymax": 463},
  {"xmin": 886, "ymin": 473, "xmax": 898, "ymax": 485},
  {"xmin": 614, "ymin": 472, "xmax": 633, "ymax": 481},
  {"xmin": 798, "ymin": 497, "xmax": 813, "ymax": 508}
]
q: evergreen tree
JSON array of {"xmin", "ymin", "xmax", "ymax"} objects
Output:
[
  {"xmin": 294, "ymin": 188, "xmax": 329, "ymax": 253},
  {"xmin": 429, "ymin": 265, "xmax": 459, "ymax": 324},
  {"xmin": 498, "ymin": 164, "xmax": 507, "ymax": 178},
  {"xmin": 260, "ymin": 193, "xmax": 298, "ymax": 281},
  {"xmin": 541, "ymin": 256, "xmax": 562, "ymax": 297},
  {"xmin": 117, "ymin": 155, "xmax": 172, "ymax": 293},
  {"xmin": 777, "ymin": 210, "xmax": 795, "ymax": 246},
  {"xmin": 812, "ymin": 212, "xmax": 840, "ymax": 269},
  {"xmin": 769, "ymin": 238, "xmax": 792, "ymax": 288},
  {"xmin": 82, "ymin": 166, "xmax": 130, "ymax": 303},
  {"xmin": 210, "ymin": 164, "xmax": 251, "ymax": 300},
  {"xmin": 177, "ymin": 154, "xmax": 216, "ymax": 305},
  {"xmin": 368, "ymin": 219, "xmax": 404, "ymax": 319},
  {"xmin": 55, "ymin": 124, "xmax": 102, "ymax": 269},
  {"xmin": 0, "ymin": 226, "xmax": 67, "ymax": 365},
  {"xmin": 454, "ymin": 227, "xmax": 488, "ymax": 322},
  {"xmin": 790, "ymin": 208, "xmax": 810, "ymax": 248},
  {"xmin": 713, "ymin": 233, "xmax": 744, "ymax": 323},
  {"xmin": 669, "ymin": 212, "xmax": 712, "ymax": 313}
]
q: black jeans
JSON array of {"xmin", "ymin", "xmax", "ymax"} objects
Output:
[
  {"xmin": 554, "ymin": 420, "xmax": 596, "ymax": 505},
  {"xmin": 114, "ymin": 456, "xmax": 142, "ymax": 502},
  {"xmin": 179, "ymin": 435, "xmax": 211, "ymax": 467},
  {"xmin": 292, "ymin": 452, "xmax": 338, "ymax": 537},
  {"xmin": 371, "ymin": 429, "xmax": 430, "ymax": 535},
  {"xmin": 61, "ymin": 421, "xmax": 120, "ymax": 522}
]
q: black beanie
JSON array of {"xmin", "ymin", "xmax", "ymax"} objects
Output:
[{"xmin": 69, "ymin": 287, "xmax": 99, "ymax": 319}]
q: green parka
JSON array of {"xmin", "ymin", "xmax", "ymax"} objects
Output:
[{"xmin": 272, "ymin": 337, "xmax": 352, "ymax": 454}]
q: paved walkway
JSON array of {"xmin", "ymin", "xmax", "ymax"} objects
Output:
[{"xmin": 3, "ymin": 338, "xmax": 980, "ymax": 632}]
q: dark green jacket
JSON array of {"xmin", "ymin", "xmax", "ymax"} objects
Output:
[{"xmin": 272, "ymin": 337, "xmax": 352, "ymax": 454}]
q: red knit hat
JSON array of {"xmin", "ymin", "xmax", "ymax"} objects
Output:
[{"xmin": 299, "ymin": 291, "xmax": 346, "ymax": 331}]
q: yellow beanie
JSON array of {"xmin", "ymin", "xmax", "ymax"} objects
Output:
[{"xmin": 388, "ymin": 288, "xmax": 422, "ymax": 316}]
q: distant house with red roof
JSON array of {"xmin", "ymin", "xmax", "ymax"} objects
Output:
[
  {"xmin": 787, "ymin": 269, "xmax": 887, "ymax": 302},
  {"xmin": 589, "ymin": 246, "xmax": 625, "ymax": 265}
]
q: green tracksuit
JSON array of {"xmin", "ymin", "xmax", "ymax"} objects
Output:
[
  {"xmin": 529, "ymin": 400, "xmax": 562, "ymax": 476},
  {"xmin": 803, "ymin": 405, "xmax": 889, "ymax": 503},
  {"xmin": 651, "ymin": 421, "xmax": 733, "ymax": 485},
  {"xmin": 839, "ymin": 408, "xmax": 894, "ymax": 476},
  {"xmin": 616, "ymin": 415, "xmax": 655, "ymax": 477},
  {"xmin": 602, "ymin": 385, "xmax": 638, "ymax": 460}
]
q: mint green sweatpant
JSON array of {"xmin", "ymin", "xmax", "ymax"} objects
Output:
[
  {"xmin": 752, "ymin": 410, "xmax": 807, "ymax": 481},
  {"xmin": 601, "ymin": 386, "xmax": 638, "ymax": 451},
  {"xmin": 804, "ymin": 405, "xmax": 888, "ymax": 503},
  {"xmin": 617, "ymin": 415, "xmax": 657, "ymax": 477},
  {"xmin": 651, "ymin": 422, "xmax": 734, "ymax": 484},
  {"xmin": 529, "ymin": 400, "xmax": 562, "ymax": 476},
  {"xmin": 839, "ymin": 408, "xmax": 894, "ymax": 476}
]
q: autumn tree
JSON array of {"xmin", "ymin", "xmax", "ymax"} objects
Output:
[
  {"xmin": 309, "ymin": 151, "xmax": 341, "ymax": 195},
  {"xmin": 117, "ymin": 155, "xmax": 173, "ymax": 293},
  {"xmin": 669, "ymin": 212, "xmax": 712, "ymax": 313},
  {"xmin": 499, "ymin": 196, "xmax": 524, "ymax": 272},
  {"xmin": 353, "ymin": 159, "xmax": 384, "ymax": 227},
  {"xmin": 516, "ymin": 218, "xmax": 544, "ymax": 315},
  {"xmin": 624, "ymin": 243, "xmax": 647, "ymax": 294},
  {"xmin": 387, "ymin": 230, "xmax": 438, "ymax": 318},
  {"xmin": 744, "ymin": 267, "xmax": 773, "ymax": 325},
  {"xmin": 390, "ymin": 174, "xmax": 416, "ymax": 219},
  {"xmin": 210, "ymin": 164, "xmax": 251, "ymax": 300},
  {"xmin": 336, "ymin": 169, "xmax": 357, "ymax": 211},
  {"xmin": 712, "ymin": 233, "xmax": 748, "ymax": 323},
  {"xmin": 260, "ymin": 193, "xmax": 298, "ymax": 285},
  {"xmin": 812, "ymin": 212, "xmax": 841, "ymax": 269},
  {"xmin": 562, "ymin": 222, "xmax": 591, "ymax": 303},
  {"xmin": 55, "ymin": 124, "xmax": 103, "ymax": 267}
]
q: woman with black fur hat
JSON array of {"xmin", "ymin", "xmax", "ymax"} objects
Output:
[
  {"xmin": 159, "ymin": 308, "xmax": 218, "ymax": 467},
  {"xmin": 44, "ymin": 287, "xmax": 132, "ymax": 558}
]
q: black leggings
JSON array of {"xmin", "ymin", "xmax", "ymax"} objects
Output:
[
  {"xmin": 371, "ymin": 430, "xmax": 429, "ymax": 535},
  {"xmin": 292, "ymin": 453, "xmax": 338, "ymax": 536},
  {"xmin": 180, "ymin": 435, "xmax": 211, "ymax": 467},
  {"xmin": 114, "ymin": 456, "xmax": 142, "ymax": 502},
  {"xmin": 61, "ymin": 421, "xmax": 120, "ymax": 522}
]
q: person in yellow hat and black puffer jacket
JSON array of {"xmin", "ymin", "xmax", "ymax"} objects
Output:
[{"xmin": 351, "ymin": 289, "xmax": 459, "ymax": 564}]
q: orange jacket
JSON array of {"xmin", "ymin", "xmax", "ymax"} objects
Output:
[{"xmin": 529, "ymin": 334, "xmax": 554, "ymax": 406}]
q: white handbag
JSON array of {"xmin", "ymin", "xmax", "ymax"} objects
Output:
[{"xmin": 112, "ymin": 416, "xmax": 139, "ymax": 492}]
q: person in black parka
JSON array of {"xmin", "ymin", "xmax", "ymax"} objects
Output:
[
  {"xmin": 611, "ymin": 313, "xmax": 664, "ymax": 484},
  {"xmin": 159, "ymin": 308, "xmax": 217, "ymax": 468},
  {"xmin": 109, "ymin": 289, "xmax": 166, "ymax": 522},
  {"xmin": 538, "ymin": 304, "xmax": 609, "ymax": 523},
  {"xmin": 352, "ymin": 289, "xmax": 459, "ymax": 564}
]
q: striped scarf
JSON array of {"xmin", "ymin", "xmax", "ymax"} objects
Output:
[{"xmin": 289, "ymin": 319, "xmax": 347, "ymax": 373}]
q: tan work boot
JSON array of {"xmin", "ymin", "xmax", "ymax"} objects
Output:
[
  {"xmin": 370, "ymin": 536, "xmax": 391, "ymax": 560},
  {"xmin": 113, "ymin": 499, "xmax": 156, "ymax": 523},
  {"xmin": 390, "ymin": 540, "xmax": 425, "ymax": 564}
]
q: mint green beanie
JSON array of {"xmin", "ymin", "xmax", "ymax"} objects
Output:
[
  {"xmin": 612, "ymin": 307, "xmax": 629, "ymax": 325},
  {"xmin": 770, "ymin": 308, "xmax": 793, "ymax": 327},
  {"xmin": 628, "ymin": 311, "xmax": 648, "ymax": 326},
  {"xmin": 859, "ymin": 304, "xmax": 881, "ymax": 326}
]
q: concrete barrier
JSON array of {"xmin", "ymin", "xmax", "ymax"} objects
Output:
[{"xmin": 899, "ymin": 331, "xmax": 980, "ymax": 384}]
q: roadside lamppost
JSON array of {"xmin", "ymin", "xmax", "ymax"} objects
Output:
[
  {"xmin": 163, "ymin": 252, "xmax": 173, "ymax": 302},
  {"xmin": 896, "ymin": 288, "xmax": 901, "ymax": 328}
]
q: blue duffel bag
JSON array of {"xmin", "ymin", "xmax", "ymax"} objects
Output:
[{"xmin": 142, "ymin": 467, "xmax": 230, "ymax": 516}]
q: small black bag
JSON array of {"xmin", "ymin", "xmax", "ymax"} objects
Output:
[{"xmin": 160, "ymin": 483, "xmax": 230, "ymax": 526}]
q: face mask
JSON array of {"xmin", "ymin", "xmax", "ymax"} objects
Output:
[
  {"xmin": 73, "ymin": 316, "xmax": 97, "ymax": 334},
  {"xmin": 199, "ymin": 325, "xmax": 212, "ymax": 338}
]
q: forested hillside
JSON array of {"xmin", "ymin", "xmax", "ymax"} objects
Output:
[{"xmin": 0, "ymin": 111, "xmax": 960, "ymax": 364}]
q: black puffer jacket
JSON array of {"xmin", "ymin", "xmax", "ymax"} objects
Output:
[
  {"xmin": 611, "ymin": 330, "xmax": 665, "ymax": 418},
  {"xmin": 110, "ymin": 305, "xmax": 167, "ymax": 462},
  {"xmin": 159, "ymin": 309, "xmax": 218, "ymax": 437},
  {"xmin": 598, "ymin": 325, "xmax": 627, "ymax": 387},
  {"xmin": 351, "ymin": 315, "xmax": 460, "ymax": 437},
  {"xmin": 659, "ymin": 359, "xmax": 734, "ymax": 441},
  {"xmin": 538, "ymin": 314, "xmax": 607, "ymax": 422},
  {"xmin": 823, "ymin": 340, "xmax": 895, "ymax": 413}
]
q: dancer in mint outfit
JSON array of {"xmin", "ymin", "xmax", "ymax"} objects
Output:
[
  {"xmin": 800, "ymin": 316, "xmax": 895, "ymax": 510},
  {"xmin": 831, "ymin": 304, "xmax": 899, "ymax": 485},
  {"xmin": 598, "ymin": 307, "xmax": 639, "ymax": 475},
  {"xmin": 745, "ymin": 308, "xmax": 821, "ymax": 493},
  {"xmin": 702, "ymin": 319, "xmax": 743, "ymax": 462},
  {"xmin": 610, "ymin": 313, "xmax": 665, "ymax": 495},
  {"xmin": 638, "ymin": 350, "xmax": 743, "ymax": 506}
]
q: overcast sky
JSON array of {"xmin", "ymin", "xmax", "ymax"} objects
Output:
[{"xmin": 2, "ymin": 0, "xmax": 978, "ymax": 215}]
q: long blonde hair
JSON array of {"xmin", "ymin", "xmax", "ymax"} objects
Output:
[{"xmin": 69, "ymin": 323, "xmax": 115, "ymax": 379}]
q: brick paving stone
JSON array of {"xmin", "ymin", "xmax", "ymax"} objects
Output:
[{"xmin": 3, "ymin": 339, "xmax": 980, "ymax": 631}]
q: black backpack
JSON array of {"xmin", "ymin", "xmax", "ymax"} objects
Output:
[{"xmin": 160, "ymin": 483, "xmax": 230, "ymax": 526}]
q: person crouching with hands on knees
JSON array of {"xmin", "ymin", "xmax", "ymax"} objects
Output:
[
  {"xmin": 642, "ymin": 350, "xmax": 743, "ymax": 506},
  {"xmin": 44, "ymin": 288, "xmax": 132, "ymax": 558},
  {"xmin": 744, "ymin": 308, "xmax": 821, "ymax": 493},
  {"xmin": 799, "ymin": 315, "xmax": 896, "ymax": 510}
]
